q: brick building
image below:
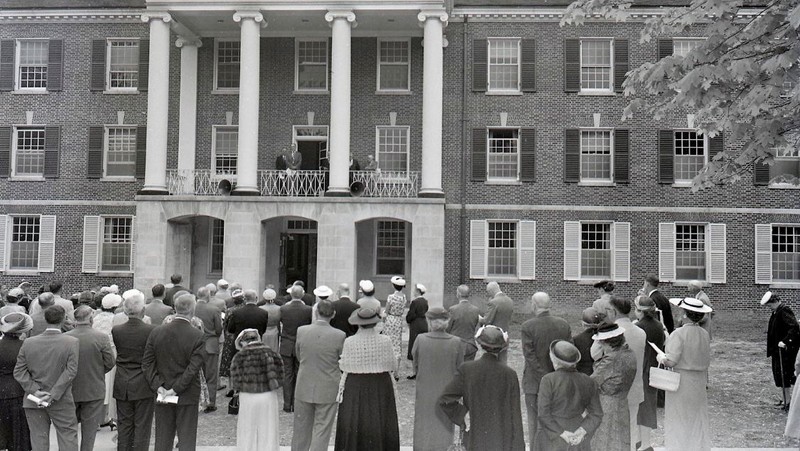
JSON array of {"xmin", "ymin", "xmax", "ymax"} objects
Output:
[{"xmin": 0, "ymin": 0, "xmax": 797, "ymax": 311}]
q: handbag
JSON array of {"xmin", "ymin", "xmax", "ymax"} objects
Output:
[
  {"xmin": 649, "ymin": 364, "xmax": 680, "ymax": 392},
  {"xmin": 228, "ymin": 393, "xmax": 239, "ymax": 415}
]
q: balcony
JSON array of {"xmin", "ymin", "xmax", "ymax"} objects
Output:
[{"xmin": 350, "ymin": 170, "xmax": 419, "ymax": 198}]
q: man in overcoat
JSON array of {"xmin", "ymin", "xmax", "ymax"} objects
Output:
[
  {"xmin": 480, "ymin": 281, "xmax": 514, "ymax": 363},
  {"xmin": 446, "ymin": 285, "xmax": 481, "ymax": 361},
  {"xmin": 194, "ymin": 286, "xmax": 224, "ymax": 413},
  {"xmin": 763, "ymin": 291, "xmax": 800, "ymax": 409},
  {"xmin": 330, "ymin": 284, "xmax": 359, "ymax": 337},
  {"xmin": 279, "ymin": 285, "xmax": 313, "ymax": 413}
]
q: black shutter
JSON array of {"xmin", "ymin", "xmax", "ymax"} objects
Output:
[
  {"xmin": 564, "ymin": 129, "xmax": 580, "ymax": 182},
  {"xmin": 658, "ymin": 39, "xmax": 673, "ymax": 60},
  {"xmin": 708, "ymin": 132, "xmax": 724, "ymax": 161},
  {"xmin": 87, "ymin": 126, "xmax": 104, "ymax": 179},
  {"xmin": 520, "ymin": 39, "xmax": 536, "ymax": 92},
  {"xmin": 520, "ymin": 128, "xmax": 535, "ymax": 182},
  {"xmin": 659, "ymin": 130, "xmax": 674, "ymax": 184},
  {"xmin": 0, "ymin": 40, "xmax": 15, "ymax": 91},
  {"xmin": 43, "ymin": 126, "xmax": 60, "ymax": 178},
  {"xmin": 138, "ymin": 40, "xmax": 149, "ymax": 92},
  {"xmin": 472, "ymin": 40, "xmax": 487, "ymax": 92},
  {"xmin": 0, "ymin": 127, "xmax": 11, "ymax": 177},
  {"xmin": 754, "ymin": 161, "xmax": 771, "ymax": 185},
  {"xmin": 613, "ymin": 39, "xmax": 628, "ymax": 93},
  {"xmin": 91, "ymin": 40, "xmax": 107, "ymax": 91},
  {"xmin": 135, "ymin": 126, "xmax": 147, "ymax": 178},
  {"xmin": 564, "ymin": 39, "xmax": 580, "ymax": 93},
  {"xmin": 614, "ymin": 129, "xmax": 629, "ymax": 184},
  {"xmin": 46, "ymin": 40, "xmax": 64, "ymax": 92},
  {"xmin": 472, "ymin": 128, "xmax": 486, "ymax": 181}
]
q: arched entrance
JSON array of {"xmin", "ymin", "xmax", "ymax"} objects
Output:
[
  {"xmin": 355, "ymin": 217, "xmax": 412, "ymax": 301},
  {"xmin": 263, "ymin": 217, "xmax": 318, "ymax": 290},
  {"xmin": 166, "ymin": 215, "xmax": 225, "ymax": 291}
]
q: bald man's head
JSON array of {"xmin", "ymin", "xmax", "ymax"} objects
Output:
[{"xmin": 532, "ymin": 292, "xmax": 551, "ymax": 313}]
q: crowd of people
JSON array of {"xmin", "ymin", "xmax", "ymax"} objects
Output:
[{"xmin": 0, "ymin": 272, "xmax": 797, "ymax": 451}]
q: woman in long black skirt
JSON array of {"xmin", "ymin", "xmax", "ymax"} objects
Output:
[
  {"xmin": 335, "ymin": 308, "xmax": 399, "ymax": 451},
  {"xmin": 0, "ymin": 313, "xmax": 33, "ymax": 451}
]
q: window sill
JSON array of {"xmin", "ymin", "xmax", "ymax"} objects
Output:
[
  {"xmin": 577, "ymin": 91, "xmax": 616, "ymax": 96},
  {"xmin": 12, "ymin": 90, "xmax": 48, "ymax": 95},
  {"xmin": 485, "ymin": 276, "xmax": 522, "ymax": 283},
  {"xmin": 293, "ymin": 90, "xmax": 329, "ymax": 95},
  {"xmin": 769, "ymin": 183, "xmax": 800, "ymax": 189},
  {"xmin": 97, "ymin": 271, "xmax": 133, "ymax": 277},
  {"xmin": 769, "ymin": 282, "xmax": 800, "ymax": 289},
  {"xmin": 375, "ymin": 90, "xmax": 412, "ymax": 96},
  {"xmin": 578, "ymin": 180, "xmax": 615, "ymax": 187},
  {"xmin": 485, "ymin": 180, "xmax": 522, "ymax": 185},
  {"xmin": 672, "ymin": 280, "xmax": 710, "ymax": 287},
  {"xmin": 576, "ymin": 279, "xmax": 611, "ymax": 285},
  {"xmin": 2, "ymin": 270, "xmax": 40, "ymax": 276},
  {"xmin": 211, "ymin": 89, "xmax": 239, "ymax": 95},
  {"xmin": 671, "ymin": 182, "xmax": 694, "ymax": 188},
  {"xmin": 103, "ymin": 89, "xmax": 139, "ymax": 95},
  {"xmin": 485, "ymin": 91, "xmax": 523, "ymax": 96},
  {"xmin": 102, "ymin": 176, "xmax": 137, "ymax": 182},
  {"xmin": 9, "ymin": 176, "xmax": 46, "ymax": 182}
]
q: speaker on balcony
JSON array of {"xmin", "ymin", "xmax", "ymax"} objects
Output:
[
  {"xmin": 349, "ymin": 181, "xmax": 365, "ymax": 197},
  {"xmin": 218, "ymin": 179, "xmax": 233, "ymax": 195}
]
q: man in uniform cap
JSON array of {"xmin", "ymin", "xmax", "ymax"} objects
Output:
[{"xmin": 762, "ymin": 291, "xmax": 800, "ymax": 409}]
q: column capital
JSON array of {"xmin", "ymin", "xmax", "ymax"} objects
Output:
[
  {"xmin": 233, "ymin": 11, "xmax": 267, "ymax": 27},
  {"xmin": 418, "ymin": 10, "xmax": 448, "ymax": 27},
  {"xmin": 140, "ymin": 12, "xmax": 172, "ymax": 24},
  {"xmin": 325, "ymin": 10, "xmax": 357, "ymax": 28},
  {"xmin": 175, "ymin": 37, "xmax": 202, "ymax": 48}
]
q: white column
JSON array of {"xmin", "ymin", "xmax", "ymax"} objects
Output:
[
  {"xmin": 325, "ymin": 11, "xmax": 357, "ymax": 196},
  {"xmin": 176, "ymin": 38, "xmax": 201, "ymax": 193},
  {"xmin": 139, "ymin": 13, "xmax": 172, "ymax": 195},
  {"xmin": 232, "ymin": 11, "xmax": 266, "ymax": 195},
  {"xmin": 418, "ymin": 10, "xmax": 448, "ymax": 198}
]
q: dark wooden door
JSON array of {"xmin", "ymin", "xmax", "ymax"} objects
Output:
[
  {"xmin": 297, "ymin": 141, "xmax": 320, "ymax": 170},
  {"xmin": 282, "ymin": 233, "xmax": 309, "ymax": 288}
]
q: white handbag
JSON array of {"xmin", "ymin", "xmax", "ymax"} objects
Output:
[{"xmin": 649, "ymin": 364, "xmax": 680, "ymax": 392}]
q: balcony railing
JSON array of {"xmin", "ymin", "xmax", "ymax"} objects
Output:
[
  {"xmin": 350, "ymin": 170, "xmax": 419, "ymax": 198},
  {"xmin": 167, "ymin": 169, "xmax": 236, "ymax": 196},
  {"xmin": 259, "ymin": 170, "xmax": 327, "ymax": 197}
]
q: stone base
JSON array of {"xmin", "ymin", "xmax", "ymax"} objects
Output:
[
  {"xmin": 325, "ymin": 190, "xmax": 351, "ymax": 197},
  {"xmin": 418, "ymin": 191, "xmax": 445, "ymax": 198},
  {"xmin": 230, "ymin": 189, "xmax": 261, "ymax": 196},
  {"xmin": 137, "ymin": 188, "xmax": 169, "ymax": 195}
]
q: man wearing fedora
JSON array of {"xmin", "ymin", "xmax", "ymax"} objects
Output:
[
  {"xmin": 279, "ymin": 285, "xmax": 314, "ymax": 413},
  {"xmin": 447, "ymin": 285, "xmax": 481, "ymax": 361},
  {"xmin": 330, "ymin": 284, "xmax": 359, "ymax": 337},
  {"xmin": 763, "ymin": 291, "xmax": 800, "ymax": 410}
]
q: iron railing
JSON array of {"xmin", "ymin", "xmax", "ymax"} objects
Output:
[
  {"xmin": 259, "ymin": 170, "xmax": 327, "ymax": 197},
  {"xmin": 350, "ymin": 170, "xmax": 419, "ymax": 198},
  {"xmin": 166, "ymin": 169, "xmax": 236, "ymax": 196}
]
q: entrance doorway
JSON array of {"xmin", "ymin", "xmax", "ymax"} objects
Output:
[
  {"xmin": 293, "ymin": 126, "xmax": 329, "ymax": 170},
  {"xmin": 281, "ymin": 233, "xmax": 311, "ymax": 288},
  {"xmin": 265, "ymin": 217, "xmax": 318, "ymax": 291}
]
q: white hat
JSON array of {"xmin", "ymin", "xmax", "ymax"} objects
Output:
[
  {"xmin": 122, "ymin": 289, "xmax": 143, "ymax": 301},
  {"xmin": 676, "ymin": 297, "xmax": 713, "ymax": 313},
  {"xmin": 761, "ymin": 291, "xmax": 777, "ymax": 305},
  {"xmin": 102, "ymin": 293, "xmax": 123, "ymax": 310},
  {"xmin": 217, "ymin": 279, "xmax": 229, "ymax": 288},
  {"xmin": 415, "ymin": 283, "xmax": 427, "ymax": 294},
  {"xmin": 263, "ymin": 288, "xmax": 277, "ymax": 300},
  {"xmin": 359, "ymin": 280, "xmax": 374, "ymax": 293},
  {"xmin": 108, "ymin": 284, "xmax": 119, "ymax": 294},
  {"xmin": 592, "ymin": 323, "xmax": 626, "ymax": 341},
  {"xmin": 668, "ymin": 297, "xmax": 683, "ymax": 306},
  {"xmin": 7, "ymin": 287, "xmax": 25, "ymax": 298},
  {"xmin": 313, "ymin": 285, "xmax": 333, "ymax": 297},
  {"xmin": 390, "ymin": 276, "xmax": 406, "ymax": 287}
]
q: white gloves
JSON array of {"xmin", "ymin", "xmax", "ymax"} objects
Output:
[
  {"xmin": 656, "ymin": 352, "xmax": 667, "ymax": 364},
  {"xmin": 560, "ymin": 427, "xmax": 587, "ymax": 445},
  {"xmin": 779, "ymin": 341, "xmax": 787, "ymax": 349}
]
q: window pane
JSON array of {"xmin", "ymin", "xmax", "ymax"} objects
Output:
[
  {"xmin": 487, "ymin": 129, "xmax": 519, "ymax": 180},
  {"xmin": 580, "ymin": 40, "xmax": 612, "ymax": 90},
  {"xmin": 674, "ymin": 131, "xmax": 705, "ymax": 182},
  {"xmin": 376, "ymin": 221, "xmax": 406, "ymax": 275},
  {"xmin": 379, "ymin": 40, "xmax": 409, "ymax": 90},
  {"xmin": 10, "ymin": 216, "xmax": 40, "ymax": 269},
  {"xmin": 297, "ymin": 41, "xmax": 327, "ymax": 90},
  {"xmin": 377, "ymin": 127, "xmax": 408, "ymax": 173},
  {"xmin": 106, "ymin": 127, "xmax": 136, "ymax": 177},
  {"xmin": 581, "ymin": 223, "xmax": 611, "ymax": 278},
  {"xmin": 488, "ymin": 39, "xmax": 519, "ymax": 91},
  {"xmin": 210, "ymin": 219, "xmax": 224, "ymax": 273},
  {"xmin": 216, "ymin": 41, "xmax": 240, "ymax": 89},
  {"xmin": 101, "ymin": 217, "xmax": 132, "ymax": 271},
  {"xmin": 770, "ymin": 134, "xmax": 800, "ymax": 183},
  {"xmin": 214, "ymin": 128, "xmax": 238, "ymax": 175},
  {"xmin": 488, "ymin": 221, "xmax": 517, "ymax": 276},
  {"xmin": 773, "ymin": 225, "xmax": 800, "ymax": 281},
  {"xmin": 18, "ymin": 40, "xmax": 48, "ymax": 89},
  {"xmin": 108, "ymin": 40, "xmax": 139, "ymax": 89},
  {"xmin": 676, "ymin": 224, "xmax": 706, "ymax": 280},
  {"xmin": 15, "ymin": 128, "xmax": 45, "ymax": 176},
  {"xmin": 379, "ymin": 66, "xmax": 409, "ymax": 90},
  {"xmin": 673, "ymin": 39, "xmax": 704, "ymax": 57},
  {"xmin": 580, "ymin": 130, "xmax": 612, "ymax": 180}
]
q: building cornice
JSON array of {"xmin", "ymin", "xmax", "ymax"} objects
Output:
[
  {"xmin": 450, "ymin": 6, "xmax": 765, "ymax": 21},
  {"xmin": 0, "ymin": 9, "xmax": 145, "ymax": 23},
  {"xmin": 145, "ymin": 1, "xmax": 445, "ymax": 12}
]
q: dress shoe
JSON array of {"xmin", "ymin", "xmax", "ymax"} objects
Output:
[
  {"xmin": 283, "ymin": 406, "xmax": 293, "ymax": 413},
  {"xmin": 225, "ymin": 390, "xmax": 235, "ymax": 398},
  {"xmin": 406, "ymin": 375, "xmax": 416, "ymax": 380},
  {"xmin": 204, "ymin": 405, "xmax": 217, "ymax": 413}
]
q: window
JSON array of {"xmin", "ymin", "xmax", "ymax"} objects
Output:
[
  {"xmin": 660, "ymin": 222, "xmax": 725, "ymax": 283},
  {"xmin": 104, "ymin": 126, "xmax": 136, "ymax": 177},
  {"xmin": 676, "ymin": 224, "xmax": 706, "ymax": 280},
  {"xmin": 210, "ymin": 219, "xmax": 224, "ymax": 274},
  {"xmin": 107, "ymin": 39, "xmax": 139, "ymax": 90},
  {"xmin": 580, "ymin": 130, "xmax": 613, "ymax": 181},
  {"xmin": 296, "ymin": 40, "xmax": 328, "ymax": 91},
  {"xmin": 487, "ymin": 129, "xmax": 519, "ymax": 181},
  {"xmin": 488, "ymin": 38, "xmax": 520, "ymax": 92},
  {"xmin": 214, "ymin": 40, "xmax": 240, "ymax": 90},
  {"xmin": 376, "ymin": 220, "xmax": 406, "ymax": 275},
  {"xmin": 376, "ymin": 126, "xmax": 409, "ymax": 173},
  {"xmin": 12, "ymin": 127, "xmax": 45, "ymax": 177},
  {"xmin": 674, "ymin": 130, "xmax": 707, "ymax": 183},
  {"xmin": 212, "ymin": 126, "xmax": 238, "ymax": 176},
  {"xmin": 488, "ymin": 221, "xmax": 517, "ymax": 277},
  {"xmin": 101, "ymin": 217, "xmax": 132, "ymax": 272},
  {"xmin": 377, "ymin": 39, "xmax": 410, "ymax": 91},
  {"xmin": 16, "ymin": 40, "xmax": 48, "ymax": 90},
  {"xmin": 772, "ymin": 225, "xmax": 800, "ymax": 282},
  {"xmin": 581, "ymin": 222, "xmax": 612, "ymax": 278},
  {"xmin": 673, "ymin": 38, "xmax": 705, "ymax": 57},
  {"xmin": 9, "ymin": 216, "xmax": 40, "ymax": 270},
  {"xmin": 770, "ymin": 134, "xmax": 800, "ymax": 185},
  {"xmin": 470, "ymin": 220, "xmax": 536, "ymax": 280},
  {"xmin": 580, "ymin": 39, "xmax": 613, "ymax": 92}
]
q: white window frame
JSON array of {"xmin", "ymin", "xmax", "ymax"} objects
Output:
[
  {"xmin": 374, "ymin": 220, "xmax": 407, "ymax": 276},
  {"xmin": 208, "ymin": 218, "xmax": 224, "ymax": 275},
  {"xmin": 578, "ymin": 221, "xmax": 614, "ymax": 280},
  {"xmin": 769, "ymin": 134, "xmax": 800, "ymax": 188},
  {"xmin": 672, "ymin": 37, "xmax": 706, "ymax": 57},
  {"xmin": 6, "ymin": 215, "xmax": 41, "ymax": 271},
  {"xmin": 765, "ymin": 224, "xmax": 800, "ymax": 285},
  {"xmin": 579, "ymin": 128, "xmax": 614, "ymax": 184},
  {"xmin": 673, "ymin": 222, "xmax": 709, "ymax": 282},
  {"xmin": 11, "ymin": 125, "xmax": 46, "ymax": 180},
  {"xmin": 15, "ymin": 39, "xmax": 48, "ymax": 92},
  {"xmin": 486, "ymin": 220, "xmax": 519, "ymax": 278},
  {"xmin": 211, "ymin": 125, "xmax": 239, "ymax": 178},
  {"xmin": 485, "ymin": 127, "xmax": 521, "ymax": 182},
  {"xmin": 579, "ymin": 38, "xmax": 614, "ymax": 94},
  {"xmin": 470, "ymin": 219, "xmax": 536, "ymax": 281},
  {"xmin": 487, "ymin": 38, "xmax": 521, "ymax": 94},
  {"xmin": 103, "ymin": 125, "xmax": 137, "ymax": 180},
  {"xmin": 213, "ymin": 38, "xmax": 240, "ymax": 93},
  {"xmin": 376, "ymin": 38, "xmax": 411, "ymax": 93},
  {"xmin": 295, "ymin": 39, "xmax": 329, "ymax": 93},
  {"xmin": 375, "ymin": 125, "xmax": 410, "ymax": 176},
  {"xmin": 99, "ymin": 216, "xmax": 134, "ymax": 273},
  {"xmin": 106, "ymin": 38, "xmax": 140, "ymax": 92},
  {"xmin": 673, "ymin": 129, "xmax": 709, "ymax": 186}
]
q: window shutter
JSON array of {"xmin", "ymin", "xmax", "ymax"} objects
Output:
[
  {"xmin": 613, "ymin": 39, "xmax": 628, "ymax": 93},
  {"xmin": 469, "ymin": 220, "xmax": 487, "ymax": 279},
  {"xmin": 37, "ymin": 215, "xmax": 56, "ymax": 272},
  {"xmin": 0, "ymin": 40, "xmax": 14, "ymax": 91},
  {"xmin": 472, "ymin": 40, "xmax": 487, "ymax": 92},
  {"xmin": 564, "ymin": 221, "xmax": 581, "ymax": 280},
  {"xmin": 708, "ymin": 132, "xmax": 723, "ymax": 161},
  {"xmin": 565, "ymin": 129, "xmax": 580, "ymax": 183},
  {"xmin": 612, "ymin": 222, "xmax": 631, "ymax": 282},
  {"xmin": 520, "ymin": 39, "xmax": 536, "ymax": 92},
  {"xmin": 135, "ymin": 126, "xmax": 147, "ymax": 178},
  {"xmin": 47, "ymin": 39, "xmax": 64, "ymax": 92},
  {"xmin": 708, "ymin": 223, "xmax": 726, "ymax": 284},
  {"xmin": 82, "ymin": 216, "xmax": 101, "ymax": 273},
  {"xmin": 754, "ymin": 161, "xmax": 771, "ymax": 185},
  {"xmin": 518, "ymin": 220, "xmax": 536, "ymax": 280},
  {"xmin": 564, "ymin": 39, "xmax": 580, "ymax": 92},
  {"xmin": 138, "ymin": 40, "xmax": 149, "ymax": 92},
  {"xmin": 657, "ymin": 38, "xmax": 673, "ymax": 60},
  {"xmin": 91, "ymin": 40, "xmax": 107, "ymax": 91},
  {"xmin": 472, "ymin": 128, "xmax": 486, "ymax": 182},
  {"xmin": 614, "ymin": 129, "xmax": 629, "ymax": 183},
  {"xmin": 0, "ymin": 215, "xmax": 7, "ymax": 271},
  {"xmin": 129, "ymin": 216, "xmax": 136, "ymax": 273},
  {"xmin": 87, "ymin": 126, "xmax": 104, "ymax": 178},
  {"xmin": 659, "ymin": 130, "xmax": 674, "ymax": 184},
  {"xmin": 658, "ymin": 222, "xmax": 676, "ymax": 282},
  {"xmin": 0, "ymin": 126, "xmax": 11, "ymax": 178},
  {"xmin": 43, "ymin": 126, "xmax": 60, "ymax": 178},
  {"xmin": 755, "ymin": 224, "xmax": 772, "ymax": 284},
  {"xmin": 520, "ymin": 128, "xmax": 535, "ymax": 182}
]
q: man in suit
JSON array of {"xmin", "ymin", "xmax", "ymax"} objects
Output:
[
  {"xmin": 763, "ymin": 291, "xmax": 800, "ymax": 409},
  {"xmin": 280, "ymin": 285, "xmax": 314, "ymax": 413},
  {"xmin": 293, "ymin": 281, "xmax": 316, "ymax": 307},
  {"xmin": 162, "ymin": 274, "xmax": 186, "ymax": 308},
  {"xmin": 446, "ymin": 285, "xmax": 481, "ymax": 361},
  {"xmin": 226, "ymin": 289, "xmax": 270, "ymax": 337},
  {"xmin": 641, "ymin": 273, "xmax": 674, "ymax": 333},
  {"xmin": 331, "ymin": 283, "xmax": 359, "ymax": 337},
  {"xmin": 29, "ymin": 281, "xmax": 76, "ymax": 321},
  {"xmin": 291, "ymin": 300, "xmax": 346, "ymax": 451},
  {"xmin": 30, "ymin": 292, "xmax": 57, "ymax": 337},
  {"xmin": 520, "ymin": 292, "xmax": 572, "ymax": 445},
  {"xmin": 480, "ymin": 281, "xmax": 515, "ymax": 362},
  {"xmin": 145, "ymin": 284, "xmax": 173, "ymax": 325},
  {"xmin": 214, "ymin": 279, "xmax": 231, "ymax": 307},
  {"xmin": 65, "ymin": 305, "xmax": 116, "ymax": 451},
  {"xmin": 113, "ymin": 291, "xmax": 158, "ymax": 451},
  {"xmin": 142, "ymin": 293, "xmax": 205, "ymax": 451},
  {"xmin": 194, "ymin": 286, "xmax": 223, "ymax": 413},
  {"xmin": 14, "ymin": 305, "xmax": 80, "ymax": 451}
]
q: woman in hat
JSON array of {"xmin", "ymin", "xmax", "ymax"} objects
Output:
[
  {"xmin": 439, "ymin": 325, "xmax": 525, "ymax": 451},
  {"xmin": 410, "ymin": 307, "xmax": 463, "ymax": 451},
  {"xmin": 220, "ymin": 289, "xmax": 246, "ymax": 385},
  {"xmin": 590, "ymin": 322, "xmax": 637, "ymax": 451},
  {"xmin": 260, "ymin": 288, "xmax": 281, "ymax": 351},
  {"xmin": 0, "ymin": 313, "xmax": 33, "ymax": 451},
  {"xmin": 656, "ymin": 297, "xmax": 712, "ymax": 451},
  {"xmin": 94, "ymin": 293, "xmax": 121, "ymax": 430},
  {"xmin": 335, "ymin": 307, "xmax": 400, "ymax": 451},
  {"xmin": 405, "ymin": 283, "xmax": 429, "ymax": 375},
  {"xmin": 573, "ymin": 307, "xmax": 605, "ymax": 376},
  {"xmin": 229, "ymin": 328, "xmax": 284, "ymax": 451},
  {"xmin": 383, "ymin": 276, "xmax": 407, "ymax": 378},
  {"xmin": 592, "ymin": 280, "xmax": 616, "ymax": 318},
  {"xmin": 633, "ymin": 295, "xmax": 666, "ymax": 451}
]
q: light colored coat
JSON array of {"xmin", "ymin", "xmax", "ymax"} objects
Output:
[
  {"xmin": 14, "ymin": 329, "xmax": 80, "ymax": 407},
  {"xmin": 294, "ymin": 320, "xmax": 346, "ymax": 404}
]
